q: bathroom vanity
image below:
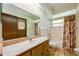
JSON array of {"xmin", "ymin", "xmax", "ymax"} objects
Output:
[
  {"xmin": 18, "ymin": 40, "xmax": 49, "ymax": 56},
  {"xmin": 2, "ymin": 13, "xmax": 49, "ymax": 56},
  {"xmin": 3, "ymin": 36, "xmax": 49, "ymax": 56}
]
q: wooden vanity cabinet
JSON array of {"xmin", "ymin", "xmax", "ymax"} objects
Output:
[
  {"xmin": 18, "ymin": 40, "xmax": 49, "ymax": 56},
  {"xmin": 31, "ymin": 43, "xmax": 43, "ymax": 56},
  {"xmin": 21, "ymin": 50, "xmax": 31, "ymax": 56},
  {"xmin": 17, "ymin": 50, "xmax": 31, "ymax": 56},
  {"xmin": 44, "ymin": 41, "xmax": 49, "ymax": 56},
  {"xmin": 31, "ymin": 40, "xmax": 49, "ymax": 56}
]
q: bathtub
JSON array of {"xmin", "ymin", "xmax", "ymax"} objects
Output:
[{"xmin": 49, "ymin": 39, "xmax": 63, "ymax": 49}]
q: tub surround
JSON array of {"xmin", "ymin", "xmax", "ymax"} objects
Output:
[{"xmin": 3, "ymin": 36, "xmax": 48, "ymax": 56}]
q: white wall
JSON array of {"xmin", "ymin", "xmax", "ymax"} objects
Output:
[
  {"xmin": 39, "ymin": 7, "xmax": 53, "ymax": 37},
  {"xmin": 50, "ymin": 17, "xmax": 64, "ymax": 49},
  {"xmin": 76, "ymin": 4, "xmax": 79, "ymax": 48},
  {"xmin": 51, "ymin": 27, "xmax": 63, "ymax": 49},
  {"xmin": 27, "ymin": 19, "xmax": 35, "ymax": 37},
  {"xmin": 51, "ymin": 27, "xmax": 64, "ymax": 40},
  {"xmin": 40, "ymin": 11, "xmax": 48, "ymax": 36}
]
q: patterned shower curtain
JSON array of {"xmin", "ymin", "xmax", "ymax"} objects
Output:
[{"xmin": 63, "ymin": 15, "xmax": 76, "ymax": 53}]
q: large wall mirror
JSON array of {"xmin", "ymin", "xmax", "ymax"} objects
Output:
[
  {"xmin": 18, "ymin": 19, "xmax": 25, "ymax": 30},
  {"xmin": 18, "ymin": 18, "xmax": 26, "ymax": 38},
  {"xmin": 2, "ymin": 13, "xmax": 26, "ymax": 41}
]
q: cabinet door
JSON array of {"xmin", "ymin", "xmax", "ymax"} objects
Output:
[
  {"xmin": 22, "ymin": 51, "xmax": 30, "ymax": 56},
  {"xmin": 31, "ymin": 40, "xmax": 49, "ymax": 56},
  {"xmin": 2, "ymin": 14, "xmax": 18, "ymax": 40},
  {"xmin": 32, "ymin": 45, "xmax": 43, "ymax": 56},
  {"xmin": 17, "ymin": 50, "xmax": 31, "ymax": 56},
  {"xmin": 44, "ymin": 41, "xmax": 49, "ymax": 56}
]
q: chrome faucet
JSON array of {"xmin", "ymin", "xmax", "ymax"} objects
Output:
[{"xmin": 29, "ymin": 36, "xmax": 32, "ymax": 41}]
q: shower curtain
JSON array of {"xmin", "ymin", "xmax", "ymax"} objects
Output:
[{"xmin": 63, "ymin": 15, "xmax": 76, "ymax": 53}]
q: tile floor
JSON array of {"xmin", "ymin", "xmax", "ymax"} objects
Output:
[{"xmin": 49, "ymin": 47, "xmax": 77, "ymax": 56}]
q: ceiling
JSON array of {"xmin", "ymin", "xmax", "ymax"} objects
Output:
[
  {"xmin": 40, "ymin": 3, "xmax": 77, "ymax": 15},
  {"xmin": 13, "ymin": 3, "xmax": 78, "ymax": 19}
]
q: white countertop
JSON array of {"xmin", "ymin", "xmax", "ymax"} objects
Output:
[{"xmin": 3, "ymin": 36, "xmax": 48, "ymax": 56}]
